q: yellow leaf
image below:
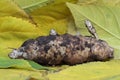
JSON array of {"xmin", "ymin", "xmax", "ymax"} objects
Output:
[
  {"xmin": 0, "ymin": 16, "xmax": 42, "ymax": 57},
  {"xmin": 47, "ymin": 60, "xmax": 120, "ymax": 80},
  {"xmin": 0, "ymin": 69, "xmax": 44, "ymax": 80},
  {"xmin": 0, "ymin": 0, "xmax": 29, "ymax": 19},
  {"xmin": 29, "ymin": 0, "xmax": 78, "ymax": 34}
]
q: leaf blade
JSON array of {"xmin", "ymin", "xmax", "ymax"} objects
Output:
[
  {"xmin": 48, "ymin": 60, "xmax": 120, "ymax": 80},
  {"xmin": 13, "ymin": 0, "xmax": 54, "ymax": 12},
  {"xmin": 0, "ymin": 57, "xmax": 48, "ymax": 70},
  {"xmin": 66, "ymin": 3, "xmax": 120, "ymax": 58}
]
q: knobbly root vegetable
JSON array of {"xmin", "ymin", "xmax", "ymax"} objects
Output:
[{"xmin": 8, "ymin": 20, "xmax": 114, "ymax": 66}]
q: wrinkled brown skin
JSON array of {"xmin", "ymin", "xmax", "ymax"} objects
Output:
[{"xmin": 8, "ymin": 33, "xmax": 114, "ymax": 66}]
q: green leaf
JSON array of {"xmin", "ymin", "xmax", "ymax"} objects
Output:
[
  {"xmin": 0, "ymin": 57, "xmax": 48, "ymax": 70},
  {"xmin": 28, "ymin": 60, "xmax": 49, "ymax": 70},
  {"xmin": 77, "ymin": 0, "xmax": 120, "ymax": 6},
  {"xmin": 66, "ymin": 3, "xmax": 120, "ymax": 59},
  {"xmin": 47, "ymin": 60, "xmax": 120, "ymax": 80},
  {"xmin": 13, "ymin": 0, "xmax": 54, "ymax": 12}
]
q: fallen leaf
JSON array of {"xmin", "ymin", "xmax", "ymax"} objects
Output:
[
  {"xmin": 0, "ymin": 16, "xmax": 42, "ymax": 57},
  {"xmin": 67, "ymin": 3, "xmax": 120, "ymax": 59},
  {"xmin": 28, "ymin": 0, "xmax": 78, "ymax": 34},
  {"xmin": 13, "ymin": 0, "xmax": 54, "ymax": 12},
  {"xmin": 0, "ymin": 57, "xmax": 48, "ymax": 70},
  {"xmin": 0, "ymin": 69, "xmax": 44, "ymax": 80},
  {"xmin": 77, "ymin": 0, "xmax": 120, "ymax": 6},
  {"xmin": 0, "ymin": 0, "xmax": 29, "ymax": 19},
  {"xmin": 47, "ymin": 60, "xmax": 120, "ymax": 80},
  {"xmin": 1, "ymin": 1, "xmax": 120, "ymax": 80}
]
